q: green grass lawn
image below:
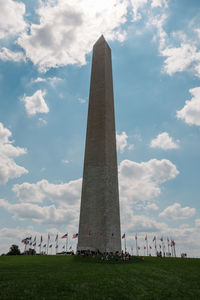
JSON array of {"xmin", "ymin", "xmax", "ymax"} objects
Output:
[{"xmin": 0, "ymin": 255, "xmax": 199, "ymax": 299}]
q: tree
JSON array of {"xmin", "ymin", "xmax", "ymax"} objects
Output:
[
  {"xmin": 7, "ymin": 244, "xmax": 21, "ymax": 255},
  {"xmin": 24, "ymin": 248, "xmax": 36, "ymax": 255}
]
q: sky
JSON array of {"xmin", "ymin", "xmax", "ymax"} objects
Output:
[{"xmin": 0, "ymin": 0, "xmax": 200, "ymax": 257}]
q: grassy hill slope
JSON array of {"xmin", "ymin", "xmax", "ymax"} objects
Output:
[{"xmin": 0, "ymin": 255, "xmax": 199, "ymax": 299}]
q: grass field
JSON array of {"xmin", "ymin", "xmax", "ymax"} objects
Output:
[{"xmin": 0, "ymin": 255, "xmax": 199, "ymax": 299}]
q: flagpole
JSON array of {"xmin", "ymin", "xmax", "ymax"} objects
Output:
[
  {"xmin": 66, "ymin": 233, "xmax": 68, "ymax": 254},
  {"xmin": 162, "ymin": 241, "xmax": 165, "ymax": 257},
  {"xmin": 125, "ymin": 238, "xmax": 126, "ymax": 253},
  {"xmin": 146, "ymin": 237, "xmax": 148, "ymax": 256},
  {"xmin": 167, "ymin": 238, "xmax": 170, "ymax": 257},
  {"xmin": 135, "ymin": 234, "xmax": 138, "ymax": 256},
  {"xmin": 47, "ymin": 234, "xmax": 49, "ymax": 255},
  {"xmin": 170, "ymin": 238, "xmax": 173, "ymax": 257}
]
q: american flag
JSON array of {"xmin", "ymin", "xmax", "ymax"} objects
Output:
[
  {"xmin": 72, "ymin": 233, "xmax": 78, "ymax": 238},
  {"xmin": 21, "ymin": 238, "xmax": 27, "ymax": 244},
  {"xmin": 122, "ymin": 233, "xmax": 125, "ymax": 239},
  {"xmin": 21, "ymin": 238, "xmax": 30, "ymax": 244},
  {"xmin": 61, "ymin": 233, "xmax": 68, "ymax": 239}
]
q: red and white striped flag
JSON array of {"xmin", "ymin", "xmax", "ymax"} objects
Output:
[
  {"xmin": 61, "ymin": 233, "xmax": 68, "ymax": 239},
  {"xmin": 72, "ymin": 233, "xmax": 78, "ymax": 239}
]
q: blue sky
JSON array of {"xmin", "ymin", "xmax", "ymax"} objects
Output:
[{"xmin": 0, "ymin": 0, "xmax": 200, "ymax": 256}]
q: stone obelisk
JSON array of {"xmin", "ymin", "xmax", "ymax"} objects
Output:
[{"xmin": 77, "ymin": 35, "xmax": 121, "ymax": 253}]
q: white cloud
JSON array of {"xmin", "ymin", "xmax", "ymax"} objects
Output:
[
  {"xmin": 38, "ymin": 118, "xmax": 47, "ymax": 126},
  {"xmin": 18, "ymin": 0, "xmax": 128, "ymax": 72},
  {"xmin": 33, "ymin": 77, "xmax": 47, "ymax": 83},
  {"xmin": 159, "ymin": 203, "xmax": 196, "ymax": 220},
  {"xmin": 128, "ymin": 144, "xmax": 134, "ymax": 150},
  {"xmin": 161, "ymin": 43, "xmax": 200, "ymax": 76},
  {"xmin": 78, "ymin": 98, "xmax": 86, "ymax": 104},
  {"xmin": 125, "ymin": 214, "xmax": 168, "ymax": 233},
  {"xmin": 116, "ymin": 131, "xmax": 128, "ymax": 153},
  {"xmin": 177, "ymin": 87, "xmax": 200, "ymax": 126},
  {"xmin": 195, "ymin": 219, "xmax": 200, "ymax": 227},
  {"xmin": 62, "ymin": 160, "xmax": 70, "ymax": 165},
  {"xmin": 0, "ymin": 199, "xmax": 78, "ymax": 225},
  {"xmin": 151, "ymin": 0, "xmax": 162, "ymax": 8},
  {"xmin": 21, "ymin": 90, "xmax": 49, "ymax": 116},
  {"xmin": 151, "ymin": 0, "xmax": 168, "ymax": 8},
  {"xmin": 0, "ymin": 122, "xmax": 28, "ymax": 184},
  {"xmin": 150, "ymin": 12, "xmax": 168, "ymax": 50},
  {"xmin": 116, "ymin": 131, "xmax": 134, "ymax": 153},
  {"xmin": 0, "ymin": 48, "xmax": 25, "ymax": 62},
  {"xmin": 33, "ymin": 77, "xmax": 62, "ymax": 87},
  {"xmin": 145, "ymin": 203, "xmax": 159, "ymax": 210},
  {"xmin": 119, "ymin": 158, "xmax": 179, "ymax": 204},
  {"xmin": 130, "ymin": 0, "xmax": 148, "ymax": 21},
  {"xmin": 12, "ymin": 178, "xmax": 82, "ymax": 206},
  {"xmin": 150, "ymin": 132, "xmax": 179, "ymax": 150},
  {"xmin": 147, "ymin": 5, "xmax": 200, "ymax": 78},
  {"xmin": 8, "ymin": 158, "xmax": 178, "ymax": 227},
  {"xmin": 0, "ymin": 0, "xmax": 27, "ymax": 39}
]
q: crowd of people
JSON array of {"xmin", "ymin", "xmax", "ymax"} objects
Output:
[{"xmin": 77, "ymin": 250, "xmax": 132, "ymax": 261}]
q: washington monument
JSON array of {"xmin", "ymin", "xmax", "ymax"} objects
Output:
[{"xmin": 77, "ymin": 35, "xmax": 121, "ymax": 253}]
